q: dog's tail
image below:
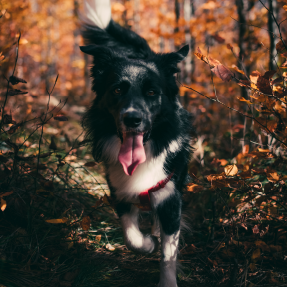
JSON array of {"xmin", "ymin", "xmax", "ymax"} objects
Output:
[{"xmin": 81, "ymin": 0, "xmax": 153, "ymax": 59}]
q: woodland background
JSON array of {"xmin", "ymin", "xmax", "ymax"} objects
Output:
[{"xmin": 1, "ymin": 0, "xmax": 287, "ymax": 286}]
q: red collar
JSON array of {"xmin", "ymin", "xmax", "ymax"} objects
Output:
[{"xmin": 135, "ymin": 172, "xmax": 174, "ymax": 211}]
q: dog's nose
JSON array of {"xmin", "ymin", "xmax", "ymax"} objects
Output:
[{"xmin": 123, "ymin": 111, "xmax": 142, "ymax": 128}]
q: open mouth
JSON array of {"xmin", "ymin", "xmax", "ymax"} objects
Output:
[{"xmin": 118, "ymin": 131, "xmax": 147, "ymax": 176}]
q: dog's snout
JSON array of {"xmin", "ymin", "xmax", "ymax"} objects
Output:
[{"xmin": 123, "ymin": 111, "xmax": 142, "ymax": 128}]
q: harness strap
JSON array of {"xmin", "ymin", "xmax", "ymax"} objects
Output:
[{"xmin": 136, "ymin": 172, "xmax": 174, "ymax": 211}]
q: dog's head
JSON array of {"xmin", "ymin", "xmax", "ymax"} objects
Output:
[{"xmin": 80, "ymin": 45, "xmax": 189, "ymax": 175}]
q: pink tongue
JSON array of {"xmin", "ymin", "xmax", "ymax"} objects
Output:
[{"xmin": 118, "ymin": 133, "xmax": 146, "ymax": 176}]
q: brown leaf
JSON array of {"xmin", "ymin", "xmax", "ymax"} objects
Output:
[
  {"xmin": 255, "ymin": 240, "xmax": 270, "ymax": 252},
  {"xmin": 238, "ymin": 79, "xmax": 251, "ymax": 88},
  {"xmin": 263, "ymin": 70, "xmax": 276, "ymax": 79},
  {"xmin": 91, "ymin": 197, "xmax": 103, "ymax": 208},
  {"xmin": 46, "ymin": 217, "xmax": 68, "ymax": 224},
  {"xmin": 255, "ymin": 117, "xmax": 277, "ymax": 133},
  {"xmin": 9, "ymin": 75, "xmax": 27, "ymax": 85},
  {"xmin": 239, "ymin": 170, "xmax": 252, "ymax": 179},
  {"xmin": 80, "ymin": 216, "xmax": 91, "ymax": 231},
  {"xmin": 257, "ymin": 76, "xmax": 272, "ymax": 95},
  {"xmin": 84, "ymin": 162, "xmax": 97, "ymax": 167},
  {"xmin": 211, "ymin": 33, "xmax": 225, "ymax": 43},
  {"xmin": 54, "ymin": 114, "xmax": 68, "ymax": 121},
  {"xmin": 276, "ymin": 39, "xmax": 287, "ymax": 53},
  {"xmin": 95, "ymin": 235, "xmax": 101, "ymax": 242},
  {"xmin": 251, "ymin": 248, "xmax": 261, "ymax": 260},
  {"xmin": 224, "ymin": 165, "xmax": 238, "ymax": 176},
  {"xmin": 267, "ymin": 171, "xmax": 280, "ymax": 182},
  {"xmin": 2, "ymin": 114, "xmax": 13, "ymax": 124},
  {"xmin": 8, "ymin": 89, "xmax": 28, "ymax": 96},
  {"xmin": 211, "ymin": 64, "xmax": 234, "ymax": 82}
]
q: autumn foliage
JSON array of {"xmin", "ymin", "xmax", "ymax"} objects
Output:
[{"xmin": 1, "ymin": 0, "xmax": 287, "ymax": 286}]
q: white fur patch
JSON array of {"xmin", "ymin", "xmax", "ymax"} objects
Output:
[
  {"xmin": 82, "ymin": 0, "xmax": 111, "ymax": 29},
  {"xmin": 159, "ymin": 230, "xmax": 180, "ymax": 287},
  {"xmin": 121, "ymin": 205, "xmax": 155, "ymax": 253},
  {"xmin": 103, "ymin": 137, "xmax": 182, "ymax": 205}
]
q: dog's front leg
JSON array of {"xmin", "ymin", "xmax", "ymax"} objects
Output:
[
  {"xmin": 157, "ymin": 196, "xmax": 181, "ymax": 287},
  {"xmin": 120, "ymin": 204, "xmax": 158, "ymax": 253}
]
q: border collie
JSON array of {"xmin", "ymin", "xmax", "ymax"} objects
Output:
[{"xmin": 80, "ymin": 1, "xmax": 193, "ymax": 286}]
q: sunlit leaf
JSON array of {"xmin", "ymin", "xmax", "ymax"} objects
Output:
[
  {"xmin": 105, "ymin": 243, "xmax": 115, "ymax": 251},
  {"xmin": 187, "ymin": 183, "xmax": 204, "ymax": 193},
  {"xmin": 224, "ymin": 165, "xmax": 238, "ymax": 176},
  {"xmin": 1, "ymin": 198, "xmax": 7, "ymax": 211}
]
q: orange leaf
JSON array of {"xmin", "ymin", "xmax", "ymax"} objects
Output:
[
  {"xmin": 237, "ymin": 97, "xmax": 253, "ymax": 105},
  {"xmin": 267, "ymin": 171, "xmax": 280, "ymax": 182},
  {"xmin": 45, "ymin": 217, "xmax": 68, "ymax": 224},
  {"xmin": 0, "ymin": 191, "xmax": 13, "ymax": 197},
  {"xmin": 187, "ymin": 184, "xmax": 204, "ymax": 193},
  {"xmin": 1, "ymin": 198, "xmax": 7, "ymax": 211}
]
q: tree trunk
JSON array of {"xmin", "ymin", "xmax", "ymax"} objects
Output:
[{"xmin": 268, "ymin": 0, "xmax": 278, "ymax": 71}]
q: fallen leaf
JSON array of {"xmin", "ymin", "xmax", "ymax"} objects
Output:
[
  {"xmin": 95, "ymin": 235, "xmax": 101, "ymax": 242},
  {"xmin": 46, "ymin": 218, "xmax": 68, "ymax": 224},
  {"xmin": 105, "ymin": 243, "xmax": 115, "ymax": 251},
  {"xmin": 267, "ymin": 171, "xmax": 280, "ymax": 182},
  {"xmin": 80, "ymin": 216, "xmax": 91, "ymax": 231},
  {"xmin": 187, "ymin": 183, "xmax": 204, "ymax": 192},
  {"xmin": 251, "ymin": 248, "xmax": 261, "ymax": 260},
  {"xmin": 224, "ymin": 165, "xmax": 238, "ymax": 176},
  {"xmin": 249, "ymin": 263, "xmax": 256, "ymax": 271}
]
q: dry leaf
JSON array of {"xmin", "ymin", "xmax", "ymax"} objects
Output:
[
  {"xmin": 251, "ymin": 248, "xmax": 261, "ymax": 260},
  {"xmin": 211, "ymin": 64, "xmax": 234, "ymax": 82},
  {"xmin": 224, "ymin": 165, "xmax": 238, "ymax": 176},
  {"xmin": 249, "ymin": 263, "xmax": 256, "ymax": 272},
  {"xmin": 1, "ymin": 198, "xmax": 7, "ymax": 211},
  {"xmin": 187, "ymin": 183, "xmax": 204, "ymax": 192},
  {"xmin": 95, "ymin": 235, "xmax": 101, "ymax": 242},
  {"xmin": 80, "ymin": 216, "xmax": 91, "ymax": 231},
  {"xmin": 267, "ymin": 171, "xmax": 280, "ymax": 182},
  {"xmin": 237, "ymin": 97, "xmax": 253, "ymax": 105},
  {"xmin": 46, "ymin": 217, "xmax": 68, "ymax": 224},
  {"xmin": 105, "ymin": 243, "xmax": 115, "ymax": 251}
]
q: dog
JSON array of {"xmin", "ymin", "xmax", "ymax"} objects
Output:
[{"xmin": 80, "ymin": 1, "xmax": 193, "ymax": 286}]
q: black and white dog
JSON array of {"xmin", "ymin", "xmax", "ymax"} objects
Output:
[{"xmin": 80, "ymin": 1, "xmax": 193, "ymax": 286}]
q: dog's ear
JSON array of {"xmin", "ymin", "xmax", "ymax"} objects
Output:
[
  {"xmin": 80, "ymin": 45, "xmax": 115, "ymax": 67},
  {"xmin": 156, "ymin": 45, "xmax": 189, "ymax": 74}
]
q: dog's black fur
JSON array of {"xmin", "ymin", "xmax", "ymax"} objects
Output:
[{"xmin": 80, "ymin": 19, "xmax": 193, "ymax": 287}]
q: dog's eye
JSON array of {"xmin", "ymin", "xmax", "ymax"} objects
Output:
[
  {"xmin": 114, "ymin": 88, "xmax": 122, "ymax": 95},
  {"xmin": 147, "ymin": 90, "xmax": 155, "ymax": 96}
]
